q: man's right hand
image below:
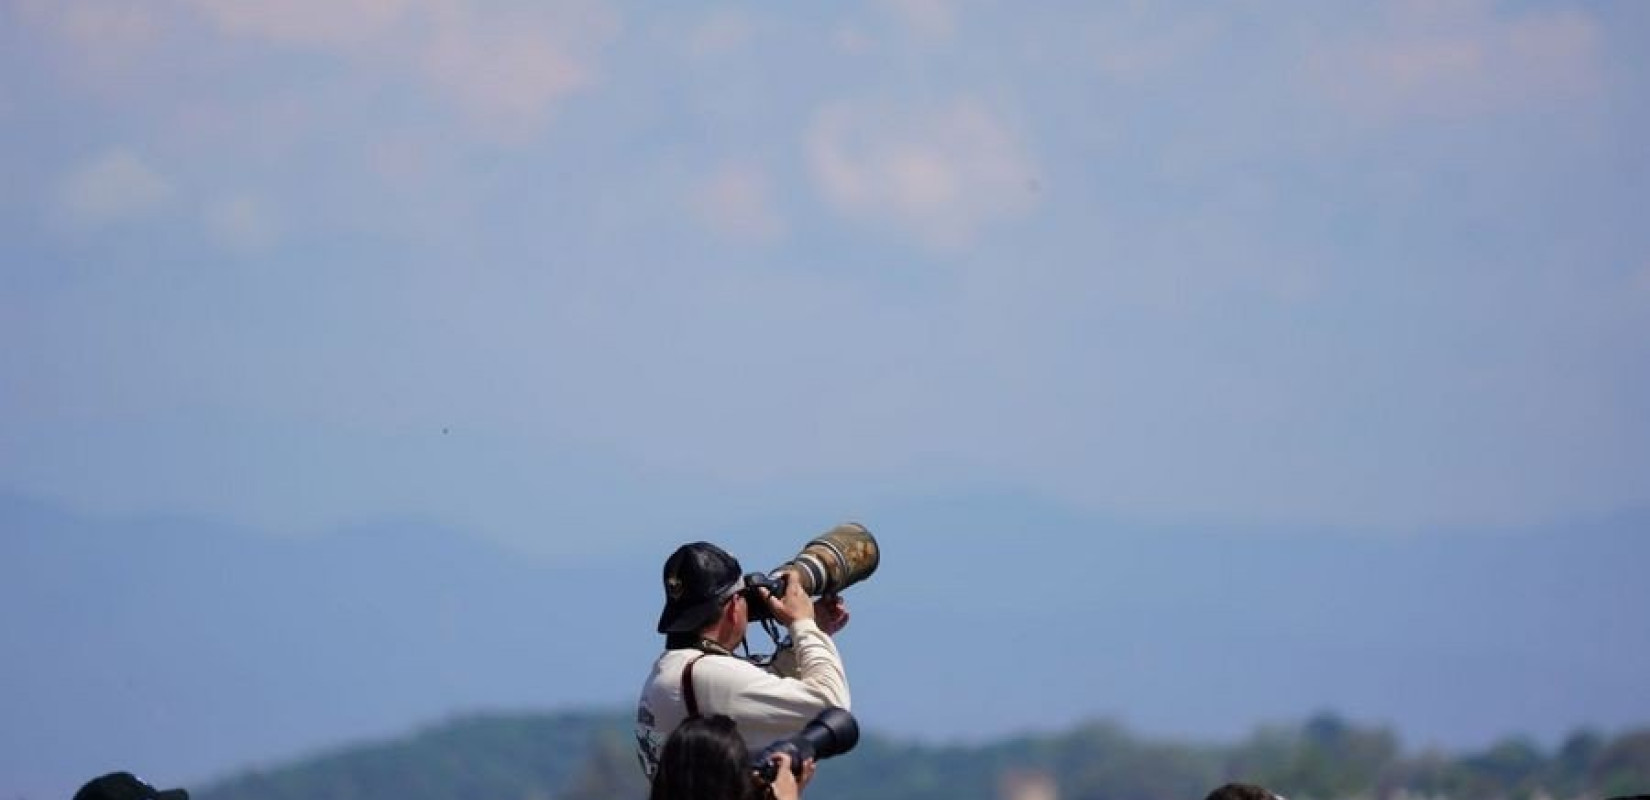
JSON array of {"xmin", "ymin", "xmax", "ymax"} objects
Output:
[{"xmin": 761, "ymin": 569, "xmax": 815, "ymax": 627}]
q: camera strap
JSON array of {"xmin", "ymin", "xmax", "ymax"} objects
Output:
[
  {"xmin": 681, "ymin": 653, "xmax": 709, "ymax": 719},
  {"xmin": 681, "ymin": 638, "xmax": 738, "ymax": 719}
]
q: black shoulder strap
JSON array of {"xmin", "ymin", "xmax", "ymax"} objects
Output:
[{"xmin": 682, "ymin": 653, "xmax": 710, "ymax": 719}]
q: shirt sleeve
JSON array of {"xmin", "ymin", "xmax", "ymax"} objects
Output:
[{"xmin": 711, "ymin": 619, "xmax": 851, "ymax": 732}]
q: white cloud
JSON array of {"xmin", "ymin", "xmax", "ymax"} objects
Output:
[
  {"xmin": 690, "ymin": 163, "xmax": 786, "ymax": 244},
  {"xmin": 880, "ymin": 0, "xmax": 955, "ymax": 41},
  {"xmin": 1089, "ymin": 11, "xmax": 1223, "ymax": 82},
  {"xmin": 832, "ymin": 25, "xmax": 873, "ymax": 55},
  {"xmin": 419, "ymin": 4, "xmax": 607, "ymax": 143},
  {"xmin": 805, "ymin": 98, "xmax": 1039, "ymax": 249},
  {"xmin": 1308, "ymin": 1, "xmax": 1602, "ymax": 121},
  {"xmin": 685, "ymin": 10, "xmax": 756, "ymax": 59},
  {"xmin": 59, "ymin": 2, "xmax": 161, "ymax": 52},
  {"xmin": 54, "ymin": 149, "xmax": 175, "ymax": 227},
  {"xmin": 204, "ymin": 194, "xmax": 281, "ymax": 254},
  {"xmin": 15, "ymin": 0, "xmax": 164, "ymax": 72},
  {"xmin": 177, "ymin": 0, "xmax": 619, "ymax": 143},
  {"xmin": 180, "ymin": 0, "xmax": 413, "ymax": 47}
]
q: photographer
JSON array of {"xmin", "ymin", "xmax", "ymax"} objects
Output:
[
  {"xmin": 649, "ymin": 714, "xmax": 814, "ymax": 800},
  {"xmin": 636, "ymin": 542, "xmax": 850, "ymax": 779}
]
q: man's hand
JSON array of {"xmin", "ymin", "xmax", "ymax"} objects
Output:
[
  {"xmin": 761, "ymin": 569, "xmax": 815, "ymax": 627},
  {"xmin": 813, "ymin": 595, "xmax": 850, "ymax": 635}
]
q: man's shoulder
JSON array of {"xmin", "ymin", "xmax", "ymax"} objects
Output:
[
  {"xmin": 683, "ymin": 651, "xmax": 772, "ymax": 680},
  {"xmin": 649, "ymin": 648, "xmax": 764, "ymax": 673}
]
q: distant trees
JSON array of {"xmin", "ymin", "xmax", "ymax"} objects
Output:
[
  {"xmin": 197, "ymin": 710, "xmax": 1650, "ymax": 800},
  {"xmin": 560, "ymin": 730, "xmax": 647, "ymax": 800},
  {"xmin": 1593, "ymin": 730, "xmax": 1650, "ymax": 798}
]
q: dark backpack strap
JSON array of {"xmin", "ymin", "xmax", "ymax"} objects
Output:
[{"xmin": 682, "ymin": 653, "xmax": 710, "ymax": 719}]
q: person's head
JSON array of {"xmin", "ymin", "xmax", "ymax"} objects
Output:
[
  {"xmin": 648, "ymin": 714, "xmax": 760, "ymax": 800},
  {"xmin": 73, "ymin": 773, "xmax": 188, "ymax": 800},
  {"xmin": 1204, "ymin": 783, "xmax": 1283, "ymax": 800},
  {"xmin": 656, "ymin": 542, "xmax": 748, "ymax": 648}
]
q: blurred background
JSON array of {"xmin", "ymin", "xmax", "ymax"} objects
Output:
[{"xmin": 3, "ymin": 1, "xmax": 1648, "ymax": 798}]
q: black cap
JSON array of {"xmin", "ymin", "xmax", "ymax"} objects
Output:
[
  {"xmin": 656, "ymin": 542, "xmax": 742, "ymax": 634},
  {"xmin": 74, "ymin": 773, "xmax": 188, "ymax": 800}
]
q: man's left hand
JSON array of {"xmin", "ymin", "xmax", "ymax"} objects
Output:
[{"xmin": 814, "ymin": 595, "xmax": 850, "ymax": 635}]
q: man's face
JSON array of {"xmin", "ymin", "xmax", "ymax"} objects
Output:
[
  {"xmin": 731, "ymin": 588, "xmax": 750, "ymax": 630},
  {"xmin": 710, "ymin": 589, "xmax": 750, "ymax": 650}
]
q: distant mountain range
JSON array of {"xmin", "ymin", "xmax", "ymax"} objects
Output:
[
  {"xmin": 5, "ymin": 490, "xmax": 1648, "ymax": 799},
  {"xmin": 1, "ymin": 490, "xmax": 656, "ymax": 799}
]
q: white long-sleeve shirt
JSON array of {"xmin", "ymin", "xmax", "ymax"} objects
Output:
[{"xmin": 634, "ymin": 619, "xmax": 851, "ymax": 778}]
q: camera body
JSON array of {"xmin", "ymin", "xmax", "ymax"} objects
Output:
[
  {"xmin": 741, "ymin": 571, "xmax": 790, "ymax": 622},
  {"xmin": 751, "ymin": 707, "xmax": 859, "ymax": 783}
]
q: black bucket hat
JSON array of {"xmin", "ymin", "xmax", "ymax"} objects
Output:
[
  {"xmin": 74, "ymin": 773, "xmax": 189, "ymax": 800},
  {"xmin": 656, "ymin": 542, "xmax": 742, "ymax": 634}
]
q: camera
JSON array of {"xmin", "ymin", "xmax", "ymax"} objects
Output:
[
  {"xmin": 744, "ymin": 523, "xmax": 880, "ymax": 622},
  {"xmin": 741, "ymin": 571, "xmax": 790, "ymax": 609},
  {"xmin": 751, "ymin": 707, "xmax": 859, "ymax": 783}
]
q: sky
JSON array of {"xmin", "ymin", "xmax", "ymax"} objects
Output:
[{"xmin": 3, "ymin": 0, "xmax": 1650, "ymax": 794}]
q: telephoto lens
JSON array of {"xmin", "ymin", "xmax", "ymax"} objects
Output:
[
  {"xmin": 783, "ymin": 523, "xmax": 880, "ymax": 597},
  {"xmin": 747, "ymin": 523, "xmax": 880, "ymax": 622},
  {"xmin": 751, "ymin": 707, "xmax": 859, "ymax": 783}
]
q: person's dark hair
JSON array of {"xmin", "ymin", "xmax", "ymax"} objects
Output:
[
  {"xmin": 649, "ymin": 715, "xmax": 760, "ymax": 800},
  {"xmin": 1205, "ymin": 783, "xmax": 1281, "ymax": 800},
  {"xmin": 74, "ymin": 772, "xmax": 188, "ymax": 800}
]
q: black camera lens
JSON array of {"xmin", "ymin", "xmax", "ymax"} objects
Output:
[{"xmin": 752, "ymin": 707, "xmax": 859, "ymax": 782}]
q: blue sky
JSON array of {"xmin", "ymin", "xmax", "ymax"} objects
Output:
[
  {"xmin": 3, "ymin": 0, "xmax": 1650, "ymax": 793},
  {"xmin": 4, "ymin": 1, "xmax": 1648, "ymax": 554}
]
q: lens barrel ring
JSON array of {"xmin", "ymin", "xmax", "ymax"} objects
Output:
[
  {"xmin": 788, "ymin": 553, "xmax": 829, "ymax": 597},
  {"xmin": 805, "ymin": 535, "xmax": 852, "ymax": 594}
]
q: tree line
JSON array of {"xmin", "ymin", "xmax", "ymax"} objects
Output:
[{"xmin": 199, "ymin": 710, "xmax": 1650, "ymax": 800}]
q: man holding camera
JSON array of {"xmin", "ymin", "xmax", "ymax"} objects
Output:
[{"xmin": 635, "ymin": 542, "xmax": 851, "ymax": 780}]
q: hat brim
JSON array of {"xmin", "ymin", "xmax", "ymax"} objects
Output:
[{"xmin": 656, "ymin": 578, "xmax": 741, "ymax": 634}]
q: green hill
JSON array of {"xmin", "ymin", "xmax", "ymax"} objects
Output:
[
  {"xmin": 199, "ymin": 711, "xmax": 646, "ymax": 800},
  {"xmin": 197, "ymin": 711, "xmax": 1650, "ymax": 800}
]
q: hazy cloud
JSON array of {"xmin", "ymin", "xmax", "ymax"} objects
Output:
[
  {"xmin": 685, "ymin": 10, "xmax": 756, "ymax": 59},
  {"xmin": 181, "ymin": 0, "xmax": 413, "ymax": 47},
  {"xmin": 176, "ymin": 0, "xmax": 619, "ymax": 143},
  {"xmin": 690, "ymin": 163, "xmax": 786, "ymax": 244},
  {"xmin": 419, "ymin": 5, "xmax": 611, "ymax": 143},
  {"xmin": 1090, "ymin": 11, "xmax": 1224, "ymax": 82},
  {"xmin": 880, "ymin": 0, "xmax": 956, "ymax": 41},
  {"xmin": 14, "ymin": 0, "xmax": 164, "ymax": 74},
  {"xmin": 832, "ymin": 25, "xmax": 874, "ymax": 56},
  {"xmin": 1309, "ymin": 1, "xmax": 1602, "ymax": 120},
  {"xmin": 52, "ymin": 1, "xmax": 161, "ymax": 53},
  {"xmin": 805, "ymin": 98, "xmax": 1039, "ymax": 249},
  {"xmin": 53, "ymin": 149, "xmax": 174, "ymax": 227},
  {"xmin": 204, "ymin": 194, "xmax": 281, "ymax": 254}
]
